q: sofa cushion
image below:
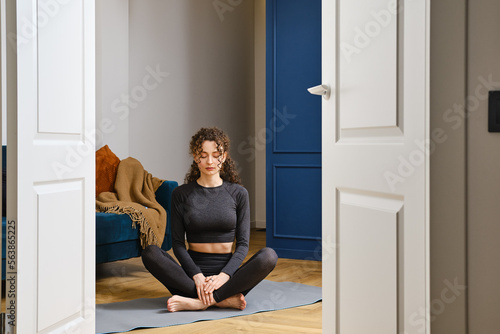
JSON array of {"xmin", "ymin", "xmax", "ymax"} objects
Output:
[
  {"xmin": 154, "ymin": 181, "xmax": 176, "ymax": 250},
  {"xmin": 96, "ymin": 241, "xmax": 142, "ymax": 264},
  {"xmin": 96, "ymin": 212, "xmax": 140, "ymax": 245},
  {"xmin": 96, "ymin": 145, "xmax": 120, "ymax": 196}
]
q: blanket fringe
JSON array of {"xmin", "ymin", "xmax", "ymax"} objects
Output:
[{"xmin": 97, "ymin": 205, "xmax": 161, "ymax": 248}]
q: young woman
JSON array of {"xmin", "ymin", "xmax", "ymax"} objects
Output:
[{"xmin": 142, "ymin": 127, "xmax": 278, "ymax": 312}]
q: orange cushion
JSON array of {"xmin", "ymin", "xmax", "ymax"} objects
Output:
[{"xmin": 96, "ymin": 145, "xmax": 120, "ymax": 196}]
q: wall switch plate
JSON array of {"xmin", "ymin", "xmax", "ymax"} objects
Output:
[{"xmin": 489, "ymin": 91, "xmax": 500, "ymax": 132}]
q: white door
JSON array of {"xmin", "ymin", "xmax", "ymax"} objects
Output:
[
  {"xmin": 322, "ymin": 1, "xmax": 429, "ymax": 333},
  {"xmin": 7, "ymin": 0, "xmax": 96, "ymax": 332}
]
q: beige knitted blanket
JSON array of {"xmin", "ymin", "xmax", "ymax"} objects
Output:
[{"xmin": 96, "ymin": 157, "xmax": 166, "ymax": 249}]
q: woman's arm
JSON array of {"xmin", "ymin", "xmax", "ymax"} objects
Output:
[
  {"xmin": 220, "ymin": 186, "xmax": 250, "ymax": 277},
  {"xmin": 171, "ymin": 188, "xmax": 202, "ymax": 278}
]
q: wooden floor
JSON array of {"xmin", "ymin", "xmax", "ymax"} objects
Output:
[{"xmin": 96, "ymin": 229, "xmax": 322, "ymax": 333}]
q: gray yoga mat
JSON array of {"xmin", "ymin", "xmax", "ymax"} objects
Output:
[{"xmin": 96, "ymin": 280, "xmax": 322, "ymax": 333}]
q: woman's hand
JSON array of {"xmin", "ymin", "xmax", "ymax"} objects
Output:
[
  {"xmin": 204, "ymin": 272, "xmax": 230, "ymax": 295},
  {"xmin": 193, "ymin": 273, "xmax": 214, "ymax": 305}
]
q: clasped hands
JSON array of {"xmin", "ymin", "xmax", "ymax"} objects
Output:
[{"xmin": 193, "ymin": 272, "xmax": 230, "ymax": 305}]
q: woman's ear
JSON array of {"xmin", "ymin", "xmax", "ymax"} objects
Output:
[{"xmin": 222, "ymin": 152, "xmax": 228, "ymax": 163}]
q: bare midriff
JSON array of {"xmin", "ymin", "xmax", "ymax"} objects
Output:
[{"xmin": 189, "ymin": 242, "xmax": 233, "ymax": 254}]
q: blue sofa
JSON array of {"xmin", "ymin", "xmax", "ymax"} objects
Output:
[{"xmin": 96, "ymin": 179, "xmax": 178, "ymax": 264}]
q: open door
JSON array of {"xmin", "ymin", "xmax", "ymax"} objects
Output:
[
  {"xmin": 266, "ymin": 0, "xmax": 322, "ymax": 260},
  {"xmin": 322, "ymin": 1, "xmax": 430, "ymax": 333},
  {"xmin": 6, "ymin": 0, "xmax": 95, "ymax": 332}
]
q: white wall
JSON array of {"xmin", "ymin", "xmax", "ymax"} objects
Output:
[
  {"xmin": 468, "ymin": 1, "xmax": 500, "ymax": 332},
  {"xmin": 96, "ymin": 0, "xmax": 129, "ymax": 159},
  {"xmin": 127, "ymin": 0, "xmax": 255, "ymax": 187}
]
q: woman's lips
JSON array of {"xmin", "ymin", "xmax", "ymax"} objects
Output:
[{"xmin": 206, "ymin": 167, "xmax": 215, "ymax": 171}]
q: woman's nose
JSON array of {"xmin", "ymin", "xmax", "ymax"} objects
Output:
[{"xmin": 207, "ymin": 155, "xmax": 213, "ymax": 164}]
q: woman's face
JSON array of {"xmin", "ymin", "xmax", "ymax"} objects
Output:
[{"xmin": 195, "ymin": 140, "xmax": 227, "ymax": 178}]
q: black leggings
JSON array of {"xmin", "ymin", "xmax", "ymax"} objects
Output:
[{"xmin": 141, "ymin": 246, "xmax": 278, "ymax": 303}]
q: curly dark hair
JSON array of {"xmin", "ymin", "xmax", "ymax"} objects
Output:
[{"xmin": 184, "ymin": 127, "xmax": 242, "ymax": 185}]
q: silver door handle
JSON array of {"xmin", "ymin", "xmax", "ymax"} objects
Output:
[{"xmin": 307, "ymin": 84, "xmax": 331, "ymax": 100}]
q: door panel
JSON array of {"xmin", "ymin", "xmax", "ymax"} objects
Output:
[
  {"xmin": 322, "ymin": 0, "xmax": 429, "ymax": 333},
  {"xmin": 38, "ymin": 0, "xmax": 83, "ymax": 134},
  {"xmin": 11, "ymin": 0, "xmax": 96, "ymax": 332},
  {"xmin": 37, "ymin": 182, "xmax": 84, "ymax": 332},
  {"xmin": 338, "ymin": 190, "xmax": 402, "ymax": 333},
  {"xmin": 274, "ymin": 165, "xmax": 322, "ymax": 239},
  {"xmin": 266, "ymin": 0, "xmax": 322, "ymax": 260},
  {"xmin": 273, "ymin": 0, "xmax": 322, "ymax": 153},
  {"xmin": 339, "ymin": 0, "xmax": 398, "ymax": 130}
]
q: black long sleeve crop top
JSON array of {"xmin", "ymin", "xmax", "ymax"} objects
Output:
[{"xmin": 170, "ymin": 181, "xmax": 250, "ymax": 277}]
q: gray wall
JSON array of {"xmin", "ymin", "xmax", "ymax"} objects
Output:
[
  {"xmin": 128, "ymin": 0, "xmax": 255, "ymax": 187},
  {"xmin": 468, "ymin": 0, "xmax": 500, "ymax": 332},
  {"xmin": 254, "ymin": 0, "xmax": 266, "ymax": 228},
  {"xmin": 96, "ymin": 0, "xmax": 129, "ymax": 159},
  {"xmin": 431, "ymin": 1, "xmax": 500, "ymax": 332},
  {"xmin": 430, "ymin": 1, "xmax": 467, "ymax": 333}
]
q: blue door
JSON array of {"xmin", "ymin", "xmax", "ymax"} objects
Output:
[{"xmin": 266, "ymin": 0, "xmax": 322, "ymax": 260}]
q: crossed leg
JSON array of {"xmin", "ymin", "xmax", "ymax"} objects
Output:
[{"xmin": 141, "ymin": 246, "xmax": 278, "ymax": 312}]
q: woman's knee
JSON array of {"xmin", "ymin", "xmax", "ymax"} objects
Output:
[
  {"xmin": 258, "ymin": 247, "xmax": 278, "ymax": 270},
  {"xmin": 141, "ymin": 245, "xmax": 161, "ymax": 265}
]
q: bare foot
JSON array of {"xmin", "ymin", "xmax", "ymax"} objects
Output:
[
  {"xmin": 167, "ymin": 295, "xmax": 210, "ymax": 312},
  {"xmin": 215, "ymin": 293, "xmax": 247, "ymax": 310}
]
